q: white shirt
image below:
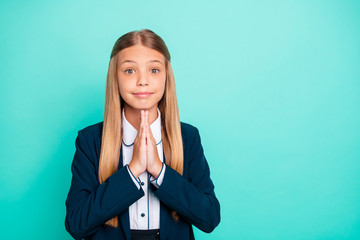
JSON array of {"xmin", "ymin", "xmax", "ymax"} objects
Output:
[{"xmin": 122, "ymin": 107, "xmax": 166, "ymax": 230}]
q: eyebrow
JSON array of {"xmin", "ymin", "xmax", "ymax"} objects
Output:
[{"xmin": 120, "ymin": 59, "xmax": 164, "ymax": 65}]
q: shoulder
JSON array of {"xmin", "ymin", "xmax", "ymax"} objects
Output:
[
  {"xmin": 180, "ymin": 121, "xmax": 199, "ymax": 138},
  {"xmin": 78, "ymin": 121, "xmax": 197, "ymax": 136},
  {"xmin": 180, "ymin": 121, "xmax": 203, "ymax": 149},
  {"xmin": 77, "ymin": 121, "xmax": 103, "ymax": 139},
  {"xmin": 180, "ymin": 122, "xmax": 207, "ymax": 176},
  {"xmin": 77, "ymin": 121, "xmax": 199, "ymax": 142}
]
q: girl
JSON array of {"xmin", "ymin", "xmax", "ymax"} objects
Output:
[{"xmin": 65, "ymin": 29, "xmax": 220, "ymax": 240}]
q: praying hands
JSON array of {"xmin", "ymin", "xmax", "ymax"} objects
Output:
[{"xmin": 128, "ymin": 110, "xmax": 163, "ymax": 179}]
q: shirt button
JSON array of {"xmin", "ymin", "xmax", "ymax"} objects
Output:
[
  {"xmin": 141, "ymin": 213, "xmax": 145, "ymax": 217},
  {"xmin": 141, "ymin": 182, "xmax": 145, "ymax": 186}
]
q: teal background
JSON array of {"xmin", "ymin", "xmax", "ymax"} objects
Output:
[{"xmin": 1, "ymin": 0, "xmax": 359, "ymax": 239}]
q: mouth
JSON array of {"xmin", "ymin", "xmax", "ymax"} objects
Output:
[{"xmin": 133, "ymin": 92, "xmax": 153, "ymax": 98}]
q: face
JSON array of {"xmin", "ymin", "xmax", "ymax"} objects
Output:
[{"xmin": 117, "ymin": 44, "xmax": 166, "ymax": 112}]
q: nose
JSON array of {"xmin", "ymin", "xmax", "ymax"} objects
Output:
[{"xmin": 137, "ymin": 71, "xmax": 149, "ymax": 86}]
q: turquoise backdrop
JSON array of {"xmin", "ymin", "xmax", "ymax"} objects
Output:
[{"xmin": 1, "ymin": 0, "xmax": 359, "ymax": 239}]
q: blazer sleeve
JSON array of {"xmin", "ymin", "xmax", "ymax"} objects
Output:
[
  {"xmin": 152, "ymin": 127, "xmax": 221, "ymax": 233},
  {"xmin": 65, "ymin": 130, "xmax": 144, "ymax": 240}
]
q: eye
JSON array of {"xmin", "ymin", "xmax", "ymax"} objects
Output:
[
  {"xmin": 151, "ymin": 68, "xmax": 159, "ymax": 74},
  {"xmin": 124, "ymin": 68, "xmax": 134, "ymax": 74}
]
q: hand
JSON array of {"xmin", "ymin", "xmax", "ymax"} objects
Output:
[
  {"xmin": 128, "ymin": 110, "xmax": 147, "ymax": 178},
  {"xmin": 144, "ymin": 112, "xmax": 163, "ymax": 178}
]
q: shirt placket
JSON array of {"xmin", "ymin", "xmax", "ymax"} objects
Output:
[{"xmin": 138, "ymin": 171, "xmax": 148, "ymax": 229}]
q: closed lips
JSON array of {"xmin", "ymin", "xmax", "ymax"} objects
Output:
[{"xmin": 134, "ymin": 92, "xmax": 153, "ymax": 94}]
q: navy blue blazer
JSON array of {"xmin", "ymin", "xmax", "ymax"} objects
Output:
[{"xmin": 65, "ymin": 121, "xmax": 220, "ymax": 240}]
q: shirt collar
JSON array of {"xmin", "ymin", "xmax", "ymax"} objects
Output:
[{"xmin": 122, "ymin": 107, "xmax": 162, "ymax": 146}]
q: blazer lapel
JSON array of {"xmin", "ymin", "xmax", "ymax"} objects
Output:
[
  {"xmin": 119, "ymin": 210, "xmax": 131, "ymax": 240},
  {"xmin": 118, "ymin": 144, "xmax": 131, "ymax": 240},
  {"xmin": 159, "ymin": 150, "xmax": 170, "ymax": 239},
  {"xmin": 97, "ymin": 136, "xmax": 131, "ymax": 239},
  {"xmin": 159, "ymin": 202, "xmax": 170, "ymax": 239}
]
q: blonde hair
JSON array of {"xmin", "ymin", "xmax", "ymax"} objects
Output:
[{"xmin": 99, "ymin": 29, "xmax": 184, "ymax": 228}]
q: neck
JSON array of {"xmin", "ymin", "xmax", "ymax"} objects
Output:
[{"xmin": 123, "ymin": 104, "xmax": 158, "ymax": 131}]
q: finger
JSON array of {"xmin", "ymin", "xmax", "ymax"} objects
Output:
[
  {"xmin": 150, "ymin": 126, "xmax": 156, "ymax": 145},
  {"xmin": 144, "ymin": 126, "xmax": 148, "ymax": 146},
  {"xmin": 150, "ymin": 127, "xmax": 156, "ymax": 147},
  {"xmin": 146, "ymin": 121, "xmax": 150, "ymax": 145},
  {"xmin": 146, "ymin": 120, "xmax": 152, "ymax": 138},
  {"xmin": 142, "ymin": 118, "xmax": 147, "ymax": 144},
  {"xmin": 145, "ymin": 110, "xmax": 148, "ymax": 125},
  {"xmin": 141, "ymin": 110, "xmax": 146, "ymax": 138},
  {"xmin": 136, "ymin": 113, "xmax": 141, "ymax": 141},
  {"xmin": 145, "ymin": 118, "xmax": 154, "ymax": 143},
  {"xmin": 144, "ymin": 111, "xmax": 149, "ymax": 142},
  {"xmin": 140, "ymin": 110, "xmax": 146, "ymax": 138}
]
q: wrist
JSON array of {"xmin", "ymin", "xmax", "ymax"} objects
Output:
[
  {"xmin": 128, "ymin": 162, "xmax": 142, "ymax": 178},
  {"xmin": 149, "ymin": 161, "xmax": 163, "ymax": 179}
]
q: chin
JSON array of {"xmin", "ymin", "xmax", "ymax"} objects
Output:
[{"xmin": 127, "ymin": 102, "xmax": 158, "ymax": 111}]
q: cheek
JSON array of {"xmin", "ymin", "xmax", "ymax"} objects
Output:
[
  {"xmin": 158, "ymin": 74, "xmax": 166, "ymax": 90},
  {"xmin": 156, "ymin": 78, "xmax": 166, "ymax": 95},
  {"xmin": 118, "ymin": 75, "xmax": 133, "ymax": 88},
  {"xmin": 151, "ymin": 78, "xmax": 166, "ymax": 101},
  {"xmin": 118, "ymin": 78, "xmax": 132, "ymax": 99}
]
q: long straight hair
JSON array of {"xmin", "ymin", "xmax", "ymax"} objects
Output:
[{"xmin": 99, "ymin": 29, "xmax": 183, "ymax": 228}]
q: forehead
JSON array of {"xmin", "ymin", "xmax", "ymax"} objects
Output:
[{"xmin": 118, "ymin": 44, "xmax": 165, "ymax": 65}]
